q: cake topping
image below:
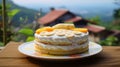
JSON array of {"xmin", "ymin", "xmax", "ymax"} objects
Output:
[
  {"xmin": 73, "ymin": 31, "xmax": 82, "ymax": 35},
  {"xmin": 56, "ymin": 32, "xmax": 65, "ymax": 36},
  {"xmin": 73, "ymin": 28, "xmax": 88, "ymax": 33},
  {"xmin": 35, "ymin": 24, "xmax": 88, "ymax": 36},
  {"xmin": 39, "ymin": 31, "xmax": 46, "ymax": 36},
  {"xmin": 52, "ymin": 23, "xmax": 75, "ymax": 30},
  {"xmin": 43, "ymin": 27, "xmax": 54, "ymax": 32},
  {"xmin": 45, "ymin": 32, "xmax": 54, "ymax": 36},
  {"xmin": 36, "ymin": 28, "xmax": 44, "ymax": 34},
  {"xmin": 39, "ymin": 31, "xmax": 54, "ymax": 36},
  {"xmin": 36, "ymin": 27, "xmax": 54, "ymax": 34},
  {"xmin": 65, "ymin": 33, "xmax": 74, "ymax": 38}
]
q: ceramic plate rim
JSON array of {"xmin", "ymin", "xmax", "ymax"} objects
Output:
[{"xmin": 18, "ymin": 41, "xmax": 102, "ymax": 60}]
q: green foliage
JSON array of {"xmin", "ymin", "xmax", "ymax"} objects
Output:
[
  {"xmin": 26, "ymin": 36, "xmax": 34, "ymax": 42},
  {"xmin": 0, "ymin": 4, "xmax": 20, "ymax": 45},
  {"xmin": 114, "ymin": 8, "xmax": 120, "ymax": 19},
  {"xmin": 18, "ymin": 28, "xmax": 34, "ymax": 36},
  {"xmin": 0, "ymin": 4, "xmax": 2, "ymax": 15},
  {"xmin": 7, "ymin": 9, "xmax": 20, "ymax": 19},
  {"xmin": 87, "ymin": 16, "xmax": 101, "ymax": 25},
  {"xmin": 88, "ymin": 14, "xmax": 120, "ymax": 30},
  {"xmin": 0, "ymin": 1, "xmax": 40, "ymax": 44},
  {"xmin": 0, "ymin": 42, "xmax": 4, "ymax": 46},
  {"xmin": 19, "ymin": 17, "xmax": 24, "ymax": 22},
  {"xmin": 17, "ymin": 28, "xmax": 34, "ymax": 42},
  {"xmin": 99, "ymin": 22, "xmax": 113, "ymax": 30},
  {"xmin": 19, "ymin": 16, "xmax": 28, "ymax": 24},
  {"xmin": 5, "ymin": 0, "xmax": 39, "ymax": 27},
  {"xmin": 112, "ymin": 8, "xmax": 120, "ymax": 30},
  {"xmin": 99, "ymin": 36, "xmax": 119, "ymax": 46},
  {"xmin": 0, "ymin": 4, "xmax": 20, "ymax": 17}
]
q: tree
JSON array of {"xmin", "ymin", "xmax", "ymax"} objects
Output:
[
  {"xmin": 0, "ymin": 4, "xmax": 20, "ymax": 24},
  {"xmin": 0, "ymin": 4, "xmax": 20, "ymax": 45},
  {"xmin": 112, "ymin": 0, "xmax": 120, "ymax": 30},
  {"xmin": 0, "ymin": 4, "xmax": 2, "ymax": 16},
  {"xmin": 114, "ymin": 8, "xmax": 120, "ymax": 18},
  {"xmin": 99, "ymin": 36, "xmax": 119, "ymax": 46},
  {"xmin": 113, "ymin": 9, "xmax": 120, "ymax": 25},
  {"xmin": 87, "ymin": 16, "xmax": 101, "ymax": 25}
]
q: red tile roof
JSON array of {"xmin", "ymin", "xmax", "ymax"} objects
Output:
[
  {"xmin": 38, "ymin": 9, "xmax": 68, "ymax": 24},
  {"xmin": 84, "ymin": 24, "xmax": 105, "ymax": 33},
  {"xmin": 64, "ymin": 17, "xmax": 82, "ymax": 22},
  {"xmin": 111, "ymin": 30, "xmax": 120, "ymax": 36}
]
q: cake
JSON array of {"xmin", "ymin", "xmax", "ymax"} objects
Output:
[{"xmin": 34, "ymin": 24, "xmax": 89, "ymax": 55}]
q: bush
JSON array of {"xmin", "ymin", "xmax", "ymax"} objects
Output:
[
  {"xmin": 17, "ymin": 28, "xmax": 34, "ymax": 42},
  {"xmin": 99, "ymin": 36, "xmax": 119, "ymax": 46}
]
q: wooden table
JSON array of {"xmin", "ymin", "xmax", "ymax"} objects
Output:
[{"xmin": 0, "ymin": 42, "xmax": 120, "ymax": 67}]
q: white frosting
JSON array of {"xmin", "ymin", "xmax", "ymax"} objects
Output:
[
  {"xmin": 35, "ymin": 31, "xmax": 88, "ymax": 39},
  {"xmin": 35, "ymin": 32, "xmax": 88, "ymax": 44},
  {"xmin": 34, "ymin": 40, "xmax": 88, "ymax": 51}
]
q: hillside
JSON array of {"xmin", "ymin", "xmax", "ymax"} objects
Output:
[{"xmin": 0, "ymin": 0, "xmax": 39, "ymax": 27}]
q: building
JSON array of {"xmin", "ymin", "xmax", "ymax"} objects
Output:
[
  {"xmin": 38, "ymin": 9, "xmax": 94, "ymax": 27},
  {"xmin": 37, "ymin": 9, "xmax": 120, "ymax": 42},
  {"xmin": 84, "ymin": 24, "xmax": 106, "ymax": 42}
]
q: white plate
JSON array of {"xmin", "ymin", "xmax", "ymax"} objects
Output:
[{"xmin": 18, "ymin": 41, "xmax": 102, "ymax": 60}]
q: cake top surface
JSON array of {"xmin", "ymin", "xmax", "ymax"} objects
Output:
[{"xmin": 35, "ymin": 24, "xmax": 88, "ymax": 37}]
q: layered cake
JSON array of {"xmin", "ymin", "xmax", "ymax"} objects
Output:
[{"xmin": 34, "ymin": 24, "xmax": 89, "ymax": 55}]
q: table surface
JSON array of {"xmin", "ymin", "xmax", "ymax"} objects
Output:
[{"xmin": 0, "ymin": 42, "xmax": 120, "ymax": 67}]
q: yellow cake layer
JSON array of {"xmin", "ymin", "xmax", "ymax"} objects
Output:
[
  {"xmin": 34, "ymin": 41, "xmax": 89, "ymax": 55},
  {"xmin": 35, "ymin": 44, "xmax": 88, "ymax": 55}
]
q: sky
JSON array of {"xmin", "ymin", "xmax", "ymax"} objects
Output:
[
  {"xmin": 11, "ymin": 0, "xmax": 119, "ymax": 21},
  {"xmin": 12, "ymin": 0, "xmax": 114, "ymax": 8},
  {"xmin": 12, "ymin": 0, "xmax": 113, "ymax": 4}
]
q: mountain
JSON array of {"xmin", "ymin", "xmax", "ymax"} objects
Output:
[
  {"xmin": 26, "ymin": 5, "xmax": 116, "ymax": 22},
  {"xmin": 1, "ymin": 0, "xmax": 119, "ymax": 26},
  {"xmin": 0, "ymin": 0, "xmax": 40, "ymax": 27}
]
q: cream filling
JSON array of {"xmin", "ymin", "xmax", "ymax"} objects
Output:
[
  {"xmin": 35, "ymin": 32, "xmax": 88, "ymax": 39},
  {"xmin": 34, "ymin": 32, "xmax": 88, "ymax": 44},
  {"xmin": 34, "ymin": 40, "xmax": 89, "ymax": 51}
]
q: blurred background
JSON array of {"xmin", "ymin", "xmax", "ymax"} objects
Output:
[{"xmin": 0, "ymin": 0, "xmax": 120, "ymax": 47}]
